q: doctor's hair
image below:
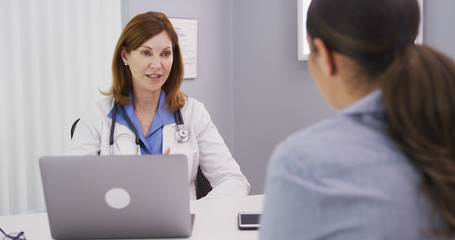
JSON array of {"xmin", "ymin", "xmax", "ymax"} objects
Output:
[
  {"xmin": 308, "ymin": 0, "xmax": 455, "ymax": 237},
  {"xmin": 104, "ymin": 11, "xmax": 185, "ymax": 112}
]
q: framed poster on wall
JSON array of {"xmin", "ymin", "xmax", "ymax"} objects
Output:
[
  {"xmin": 297, "ymin": 0, "xmax": 424, "ymax": 61},
  {"xmin": 416, "ymin": 0, "xmax": 424, "ymax": 44},
  {"xmin": 297, "ymin": 0, "xmax": 311, "ymax": 61},
  {"xmin": 170, "ymin": 18, "xmax": 198, "ymax": 79}
]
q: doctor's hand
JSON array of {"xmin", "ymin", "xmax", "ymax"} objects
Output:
[{"xmin": 163, "ymin": 148, "xmax": 171, "ymax": 155}]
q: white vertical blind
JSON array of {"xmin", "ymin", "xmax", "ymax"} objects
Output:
[{"xmin": 0, "ymin": 0, "xmax": 122, "ymax": 215}]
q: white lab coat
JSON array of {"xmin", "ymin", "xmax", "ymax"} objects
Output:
[{"xmin": 66, "ymin": 96, "xmax": 250, "ymax": 200}]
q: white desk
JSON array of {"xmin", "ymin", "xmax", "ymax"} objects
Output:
[{"xmin": 0, "ymin": 194, "xmax": 264, "ymax": 240}]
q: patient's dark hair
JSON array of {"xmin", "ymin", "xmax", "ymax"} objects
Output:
[{"xmin": 308, "ymin": 0, "xmax": 455, "ymax": 237}]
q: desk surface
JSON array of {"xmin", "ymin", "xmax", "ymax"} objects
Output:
[{"xmin": 0, "ymin": 194, "xmax": 264, "ymax": 240}]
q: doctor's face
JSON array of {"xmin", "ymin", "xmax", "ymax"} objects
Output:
[{"xmin": 122, "ymin": 31, "xmax": 173, "ymax": 95}]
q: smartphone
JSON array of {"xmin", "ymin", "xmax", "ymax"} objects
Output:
[{"xmin": 238, "ymin": 212, "xmax": 261, "ymax": 230}]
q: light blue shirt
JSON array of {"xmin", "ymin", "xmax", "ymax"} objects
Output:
[
  {"xmin": 259, "ymin": 90, "xmax": 444, "ymax": 240},
  {"xmin": 108, "ymin": 90, "xmax": 175, "ymax": 154}
]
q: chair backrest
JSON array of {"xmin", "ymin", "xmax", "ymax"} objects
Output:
[
  {"xmin": 195, "ymin": 167, "xmax": 212, "ymax": 199},
  {"xmin": 70, "ymin": 118, "xmax": 80, "ymax": 139},
  {"xmin": 70, "ymin": 118, "xmax": 212, "ymax": 199}
]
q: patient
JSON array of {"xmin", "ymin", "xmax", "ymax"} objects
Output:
[{"xmin": 259, "ymin": 0, "xmax": 455, "ymax": 239}]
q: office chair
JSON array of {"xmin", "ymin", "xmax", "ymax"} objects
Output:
[{"xmin": 71, "ymin": 118, "xmax": 212, "ymax": 199}]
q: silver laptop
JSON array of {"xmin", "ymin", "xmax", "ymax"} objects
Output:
[{"xmin": 39, "ymin": 154, "xmax": 193, "ymax": 239}]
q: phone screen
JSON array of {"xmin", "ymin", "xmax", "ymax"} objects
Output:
[
  {"xmin": 238, "ymin": 212, "xmax": 261, "ymax": 230},
  {"xmin": 241, "ymin": 214, "xmax": 260, "ymax": 224}
]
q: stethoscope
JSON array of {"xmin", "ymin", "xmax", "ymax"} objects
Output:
[{"xmin": 109, "ymin": 103, "xmax": 189, "ymax": 155}]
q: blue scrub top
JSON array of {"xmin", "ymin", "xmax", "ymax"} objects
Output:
[{"xmin": 108, "ymin": 90, "xmax": 175, "ymax": 154}]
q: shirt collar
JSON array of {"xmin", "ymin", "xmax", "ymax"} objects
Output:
[
  {"xmin": 338, "ymin": 89, "xmax": 385, "ymax": 116},
  {"xmin": 149, "ymin": 90, "xmax": 175, "ymax": 135}
]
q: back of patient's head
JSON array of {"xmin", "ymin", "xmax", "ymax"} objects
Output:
[
  {"xmin": 307, "ymin": 0, "xmax": 419, "ymax": 77},
  {"xmin": 308, "ymin": 0, "xmax": 455, "ymax": 237}
]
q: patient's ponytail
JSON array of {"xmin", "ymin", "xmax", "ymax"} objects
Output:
[
  {"xmin": 382, "ymin": 43, "xmax": 455, "ymax": 237},
  {"xmin": 307, "ymin": 0, "xmax": 455, "ymax": 236}
]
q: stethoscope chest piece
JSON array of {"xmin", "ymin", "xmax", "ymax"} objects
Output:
[
  {"xmin": 174, "ymin": 108, "xmax": 189, "ymax": 143},
  {"xmin": 175, "ymin": 125, "xmax": 189, "ymax": 143}
]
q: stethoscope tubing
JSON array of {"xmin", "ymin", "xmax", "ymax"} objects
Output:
[
  {"xmin": 109, "ymin": 103, "xmax": 188, "ymax": 154},
  {"xmin": 110, "ymin": 104, "xmax": 140, "ymax": 146}
]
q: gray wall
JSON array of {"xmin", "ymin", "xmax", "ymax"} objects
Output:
[
  {"xmin": 125, "ymin": 0, "xmax": 455, "ymax": 195},
  {"xmin": 231, "ymin": 0, "xmax": 332, "ymax": 194},
  {"xmin": 423, "ymin": 0, "xmax": 455, "ymax": 60}
]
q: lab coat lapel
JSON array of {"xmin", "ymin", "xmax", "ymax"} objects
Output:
[{"xmin": 163, "ymin": 123, "xmax": 178, "ymax": 153}]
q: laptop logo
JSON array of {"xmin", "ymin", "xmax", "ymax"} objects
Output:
[{"xmin": 105, "ymin": 188, "xmax": 131, "ymax": 209}]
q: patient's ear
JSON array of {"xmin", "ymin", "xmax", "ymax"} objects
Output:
[{"xmin": 312, "ymin": 38, "xmax": 336, "ymax": 77}]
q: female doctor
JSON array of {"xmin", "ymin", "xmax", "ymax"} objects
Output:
[{"xmin": 66, "ymin": 11, "xmax": 250, "ymax": 200}]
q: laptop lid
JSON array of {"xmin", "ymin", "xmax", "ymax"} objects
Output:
[{"xmin": 39, "ymin": 154, "xmax": 192, "ymax": 239}]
